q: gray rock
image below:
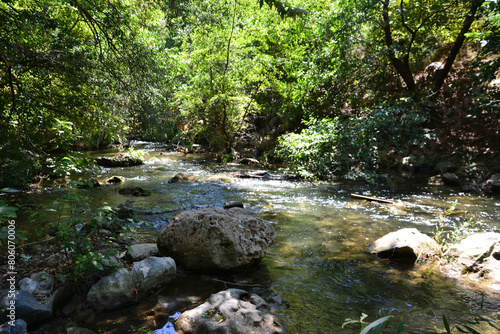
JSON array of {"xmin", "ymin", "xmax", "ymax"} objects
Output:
[
  {"xmin": 168, "ymin": 172, "xmax": 196, "ymax": 183},
  {"xmin": 175, "ymin": 289, "xmax": 286, "ymax": 334},
  {"xmin": 18, "ymin": 272, "xmax": 53, "ymax": 296},
  {"xmin": 367, "ymin": 228, "xmax": 441, "ymax": 263},
  {"xmin": 0, "ymin": 319, "xmax": 28, "ymax": 334},
  {"xmin": 484, "ymin": 174, "xmax": 500, "ymax": 192},
  {"xmin": 158, "ymin": 207, "xmax": 276, "ymax": 271},
  {"xmin": 66, "ymin": 327, "xmax": 97, "ymax": 334},
  {"xmin": 1, "ymin": 290, "xmax": 52, "ymax": 326},
  {"xmin": 95, "ymin": 154, "xmax": 143, "ymax": 167},
  {"xmin": 126, "ymin": 243, "xmax": 159, "ymax": 261},
  {"xmin": 86, "ymin": 257, "xmax": 176, "ymax": 310},
  {"xmin": 442, "ymin": 172, "xmax": 461, "ymax": 186},
  {"xmin": 448, "ymin": 232, "xmax": 500, "ymax": 289}
]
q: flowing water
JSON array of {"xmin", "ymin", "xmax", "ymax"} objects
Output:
[{"xmin": 28, "ymin": 147, "xmax": 500, "ymax": 333}]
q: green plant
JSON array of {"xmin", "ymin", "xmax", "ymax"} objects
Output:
[
  {"xmin": 0, "ymin": 199, "xmax": 26, "ymax": 254},
  {"xmin": 343, "ymin": 301, "xmax": 499, "ymax": 333},
  {"xmin": 434, "ymin": 201, "xmax": 485, "ymax": 247},
  {"xmin": 22, "ymin": 184, "xmax": 127, "ymax": 282},
  {"xmin": 46, "ymin": 152, "xmax": 100, "ymax": 178},
  {"xmin": 276, "ymin": 99, "xmax": 432, "ymax": 181},
  {"xmin": 128, "ymin": 147, "xmax": 149, "ymax": 160}
]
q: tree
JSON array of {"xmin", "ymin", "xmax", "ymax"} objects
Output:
[{"xmin": 377, "ymin": 0, "xmax": 486, "ymax": 93}]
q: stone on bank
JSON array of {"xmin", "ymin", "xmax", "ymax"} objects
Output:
[
  {"xmin": 367, "ymin": 228, "xmax": 441, "ymax": 262},
  {"xmin": 86, "ymin": 256, "xmax": 176, "ymax": 310},
  {"xmin": 175, "ymin": 288, "xmax": 286, "ymax": 334}
]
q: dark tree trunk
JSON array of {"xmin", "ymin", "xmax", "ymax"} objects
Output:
[
  {"xmin": 381, "ymin": 0, "xmax": 416, "ymax": 91},
  {"xmin": 433, "ymin": 0, "xmax": 485, "ymax": 92}
]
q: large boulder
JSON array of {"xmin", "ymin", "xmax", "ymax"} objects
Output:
[
  {"xmin": 174, "ymin": 289, "xmax": 286, "ymax": 334},
  {"xmin": 86, "ymin": 257, "xmax": 176, "ymax": 310},
  {"xmin": 0, "ymin": 319, "xmax": 27, "ymax": 334},
  {"xmin": 367, "ymin": 228, "xmax": 441, "ymax": 263},
  {"xmin": 0, "ymin": 290, "xmax": 52, "ymax": 326},
  {"xmin": 94, "ymin": 154, "xmax": 143, "ymax": 168},
  {"xmin": 447, "ymin": 232, "xmax": 500, "ymax": 290},
  {"xmin": 157, "ymin": 207, "xmax": 276, "ymax": 271}
]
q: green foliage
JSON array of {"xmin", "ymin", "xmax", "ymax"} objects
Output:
[
  {"xmin": 0, "ymin": 199, "xmax": 27, "ymax": 254},
  {"xmin": 434, "ymin": 201, "xmax": 486, "ymax": 247},
  {"xmin": 0, "ymin": 142, "xmax": 42, "ymax": 187},
  {"xmin": 127, "ymin": 147, "xmax": 149, "ymax": 160},
  {"xmin": 46, "ymin": 152, "xmax": 100, "ymax": 178},
  {"xmin": 23, "ymin": 185, "xmax": 129, "ymax": 281},
  {"xmin": 276, "ymin": 99, "xmax": 432, "ymax": 181}
]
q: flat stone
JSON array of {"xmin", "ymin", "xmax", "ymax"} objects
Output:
[
  {"xmin": 126, "ymin": 243, "xmax": 159, "ymax": 261},
  {"xmin": 367, "ymin": 228, "xmax": 441, "ymax": 263}
]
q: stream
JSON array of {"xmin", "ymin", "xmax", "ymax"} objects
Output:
[{"xmin": 29, "ymin": 147, "xmax": 500, "ymax": 333}]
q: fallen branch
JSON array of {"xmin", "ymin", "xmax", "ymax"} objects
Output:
[{"xmin": 350, "ymin": 193, "xmax": 394, "ymax": 204}]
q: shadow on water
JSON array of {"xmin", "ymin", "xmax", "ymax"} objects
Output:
[{"xmin": 26, "ymin": 150, "xmax": 500, "ymax": 333}]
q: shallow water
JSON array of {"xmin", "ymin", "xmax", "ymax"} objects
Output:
[{"xmin": 29, "ymin": 150, "xmax": 500, "ymax": 333}]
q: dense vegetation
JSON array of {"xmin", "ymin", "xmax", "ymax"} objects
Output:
[{"xmin": 1, "ymin": 0, "xmax": 499, "ymax": 186}]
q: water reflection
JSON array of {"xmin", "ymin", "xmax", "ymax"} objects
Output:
[{"xmin": 31, "ymin": 151, "xmax": 500, "ymax": 333}]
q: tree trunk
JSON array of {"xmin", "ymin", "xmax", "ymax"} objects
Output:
[
  {"xmin": 433, "ymin": 0, "xmax": 485, "ymax": 92},
  {"xmin": 381, "ymin": 0, "xmax": 416, "ymax": 91}
]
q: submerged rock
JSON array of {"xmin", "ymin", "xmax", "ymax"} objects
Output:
[
  {"xmin": 168, "ymin": 172, "xmax": 196, "ymax": 183},
  {"xmin": 86, "ymin": 257, "xmax": 176, "ymax": 310},
  {"xmin": 115, "ymin": 200, "xmax": 134, "ymax": 219},
  {"xmin": 118, "ymin": 186, "xmax": 150, "ymax": 197},
  {"xmin": 174, "ymin": 288, "xmax": 287, "ymax": 334},
  {"xmin": 367, "ymin": 228, "xmax": 441, "ymax": 263},
  {"xmin": 158, "ymin": 207, "xmax": 276, "ymax": 271},
  {"xmin": 232, "ymin": 171, "xmax": 270, "ymax": 179}
]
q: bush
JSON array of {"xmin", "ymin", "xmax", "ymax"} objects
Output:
[{"xmin": 276, "ymin": 99, "xmax": 433, "ymax": 181}]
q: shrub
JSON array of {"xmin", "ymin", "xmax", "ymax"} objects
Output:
[{"xmin": 276, "ymin": 99, "xmax": 433, "ymax": 181}]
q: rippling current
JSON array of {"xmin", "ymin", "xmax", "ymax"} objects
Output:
[{"xmin": 37, "ymin": 149, "xmax": 500, "ymax": 333}]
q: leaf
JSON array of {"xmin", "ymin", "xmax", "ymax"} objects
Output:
[
  {"xmin": 397, "ymin": 319, "xmax": 404, "ymax": 334},
  {"xmin": 360, "ymin": 316, "xmax": 393, "ymax": 334},
  {"xmin": 461, "ymin": 325, "xmax": 481, "ymax": 334},
  {"xmin": 443, "ymin": 315, "xmax": 451, "ymax": 333},
  {"xmin": 0, "ymin": 200, "xmax": 18, "ymax": 218}
]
